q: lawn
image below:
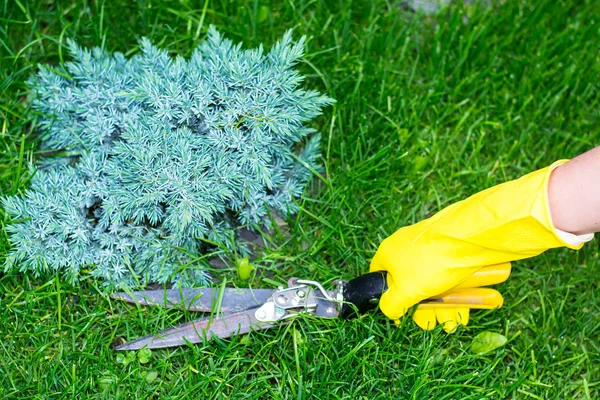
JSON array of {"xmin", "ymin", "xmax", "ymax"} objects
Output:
[{"xmin": 1, "ymin": 0, "xmax": 599, "ymax": 398}]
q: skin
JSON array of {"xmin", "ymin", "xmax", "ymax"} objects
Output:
[{"xmin": 548, "ymin": 146, "xmax": 600, "ymax": 235}]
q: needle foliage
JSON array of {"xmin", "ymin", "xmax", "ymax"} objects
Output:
[{"xmin": 2, "ymin": 26, "xmax": 333, "ymax": 287}]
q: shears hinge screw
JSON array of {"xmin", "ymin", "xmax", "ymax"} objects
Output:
[{"xmin": 254, "ymin": 284, "xmax": 318, "ymax": 322}]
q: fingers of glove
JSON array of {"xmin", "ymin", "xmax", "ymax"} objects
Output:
[
  {"xmin": 438, "ymin": 308, "xmax": 470, "ymax": 333},
  {"xmin": 412, "ymin": 307, "xmax": 471, "ymax": 333},
  {"xmin": 377, "ymin": 272, "xmax": 425, "ymax": 320},
  {"xmin": 412, "ymin": 308, "xmax": 437, "ymax": 331},
  {"xmin": 379, "ymin": 285, "xmax": 413, "ymax": 320}
]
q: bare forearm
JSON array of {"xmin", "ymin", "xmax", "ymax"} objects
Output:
[{"xmin": 548, "ymin": 146, "xmax": 600, "ymax": 235}]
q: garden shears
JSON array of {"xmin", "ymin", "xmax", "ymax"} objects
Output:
[{"xmin": 112, "ymin": 264, "xmax": 510, "ymax": 350}]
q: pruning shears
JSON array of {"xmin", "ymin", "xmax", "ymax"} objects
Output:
[{"xmin": 112, "ymin": 264, "xmax": 510, "ymax": 350}]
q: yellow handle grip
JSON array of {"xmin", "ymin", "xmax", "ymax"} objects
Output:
[
  {"xmin": 415, "ymin": 264, "xmax": 509, "ymax": 310},
  {"xmin": 454, "ymin": 262, "xmax": 512, "ymax": 289},
  {"xmin": 417, "ymin": 288, "xmax": 504, "ymax": 310}
]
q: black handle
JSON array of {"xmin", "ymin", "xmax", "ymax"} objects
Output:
[{"xmin": 340, "ymin": 271, "xmax": 388, "ymax": 319}]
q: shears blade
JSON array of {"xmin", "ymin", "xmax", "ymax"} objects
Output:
[
  {"xmin": 114, "ymin": 308, "xmax": 278, "ymax": 350},
  {"xmin": 111, "ymin": 287, "xmax": 275, "ymax": 313}
]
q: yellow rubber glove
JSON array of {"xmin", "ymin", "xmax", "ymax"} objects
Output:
[{"xmin": 370, "ymin": 161, "xmax": 586, "ymax": 328}]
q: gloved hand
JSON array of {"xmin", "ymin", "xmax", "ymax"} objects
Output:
[{"xmin": 370, "ymin": 161, "xmax": 589, "ymax": 331}]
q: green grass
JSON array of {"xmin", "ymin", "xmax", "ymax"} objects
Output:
[{"xmin": 1, "ymin": 0, "xmax": 600, "ymax": 398}]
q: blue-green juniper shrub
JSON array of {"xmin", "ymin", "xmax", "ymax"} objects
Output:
[{"xmin": 3, "ymin": 27, "xmax": 333, "ymax": 288}]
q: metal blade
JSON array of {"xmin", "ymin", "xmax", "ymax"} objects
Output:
[
  {"xmin": 115, "ymin": 308, "xmax": 278, "ymax": 350},
  {"xmin": 111, "ymin": 287, "xmax": 275, "ymax": 313}
]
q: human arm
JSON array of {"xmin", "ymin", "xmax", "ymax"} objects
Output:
[{"xmin": 549, "ymin": 146, "xmax": 600, "ymax": 235}]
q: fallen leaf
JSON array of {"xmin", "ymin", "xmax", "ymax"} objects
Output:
[
  {"xmin": 145, "ymin": 371, "xmax": 158, "ymax": 384},
  {"xmin": 98, "ymin": 372, "xmax": 117, "ymax": 390},
  {"xmin": 470, "ymin": 331, "xmax": 507, "ymax": 354}
]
